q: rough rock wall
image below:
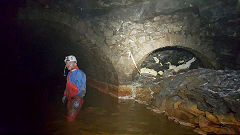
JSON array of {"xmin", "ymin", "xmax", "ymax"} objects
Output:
[
  {"xmin": 131, "ymin": 68, "xmax": 240, "ymax": 134},
  {"xmin": 149, "ymin": 69, "xmax": 240, "ymax": 134},
  {"xmin": 18, "ymin": 0, "xmax": 240, "ymax": 97}
]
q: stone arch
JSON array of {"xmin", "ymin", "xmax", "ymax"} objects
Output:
[
  {"xmin": 132, "ymin": 46, "xmax": 216, "ymax": 79},
  {"xmin": 17, "ymin": 9, "xmax": 120, "ymax": 97}
]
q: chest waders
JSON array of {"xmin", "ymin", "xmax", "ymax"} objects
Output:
[{"xmin": 66, "ymin": 71, "xmax": 84, "ymax": 121}]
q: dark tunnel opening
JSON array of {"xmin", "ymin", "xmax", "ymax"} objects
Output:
[
  {"xmin": 1, "ymin": 3, "xmax": 119, "ymax": 132},
  {"xmin": 16, "ymin": 20, "xmax": 72, "ymax": 97},
  {"xmin": 132, "ymin": 46, "xmax": 212, "ymax": 81},
  {"xmin": 5, "ymin": 21, "xmax": 117, "ymax": 133},
  {"xmin": 3, "ymin": 20, "xmax": 75, "ymax": 133}
]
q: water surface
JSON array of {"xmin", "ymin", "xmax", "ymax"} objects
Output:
[{"xmin": 46, "ymin": 87, "xmax": 196, "ymax": 135}]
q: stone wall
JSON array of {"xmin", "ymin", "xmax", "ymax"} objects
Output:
[
  {"xmin": 18, "ymin": 0, "xmax": 240, "ymax": 97},
  {"xmin": 133, "ymin": 69, "xmax": 240, "ymax": 134}
]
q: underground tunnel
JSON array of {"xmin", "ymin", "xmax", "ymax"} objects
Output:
[{"xmin": 2, "ymin": 0, "xmax": 240, "ymax": 134}]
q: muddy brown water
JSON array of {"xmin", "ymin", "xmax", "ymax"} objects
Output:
[{"xmin": 45, "ymin": 87, "xmax": 196, "ymax": 135}]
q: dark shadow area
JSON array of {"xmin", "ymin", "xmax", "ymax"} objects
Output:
[
  {"xmin": 1, "ymin": 1, "xmax": 119, "ymax": 133},
  {"xmin": 0, "ymin": 1, "xmax": 36, "ymax": 133},
  {"xmin": 0, "ymin": 2, "xmax": 78, "ymax": 133},
  {"xmin": 1, "ymin": 20, "xmax": 71, "ymax": 134}
]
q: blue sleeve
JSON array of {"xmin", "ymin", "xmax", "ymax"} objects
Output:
[{"xmin": 75, "ymin": 70, "xmax": 86, "ymax": 97}]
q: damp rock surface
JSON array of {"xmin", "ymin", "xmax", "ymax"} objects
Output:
[
  {"xmin": 135, "ymin": 68, "xmax": 240, "ymax": 134},
  {"xmin": 19, "ymin": 0, "xmax": 240, "ymax": 86}
]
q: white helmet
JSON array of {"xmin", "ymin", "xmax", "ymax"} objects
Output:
[{"xmin": 64, "ymin": 55, "xmax": 77, "ymax": 63}]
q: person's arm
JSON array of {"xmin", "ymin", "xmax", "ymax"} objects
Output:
[
  {"xmin": 63, "ymin": 72, "xmax": 70, "ymax": 96},
  {"xmin": 76, "ymin": 70, "xmax": 86, "ymax": 97},
  {"xmin": 62, "ymin": 73, "xmax": 69, "ymax": 104}
]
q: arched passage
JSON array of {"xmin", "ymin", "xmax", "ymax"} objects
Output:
[
  {"xmin": 132, "ymin": 46, "xmax": 215, "ymax": 80},
  {"xmin": 16, "ymin": 19, "xmax": 119, "ymax": 97}
]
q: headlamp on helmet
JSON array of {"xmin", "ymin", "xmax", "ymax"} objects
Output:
[{"xmin": 64, "ymin": 55, "xmax": 77, "ymax": 63}]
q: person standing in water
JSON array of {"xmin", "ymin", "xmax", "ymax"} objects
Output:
[{"xmin": 62, "ymin": 55, "xmax": 86, "ymax": 121}]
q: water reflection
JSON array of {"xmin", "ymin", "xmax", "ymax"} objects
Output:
[{"xmin": 46, "ymin": 87, "xmax": 196, "ymax": 135}]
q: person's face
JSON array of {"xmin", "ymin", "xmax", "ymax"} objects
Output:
[{"xmin": 66, "ymin": 61, "xmax": 77, "ymax": 70}]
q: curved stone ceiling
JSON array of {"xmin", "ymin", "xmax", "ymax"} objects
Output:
[{"xmin": 17, "ymin": 0, "xmax": 240, "ymax": 97}]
